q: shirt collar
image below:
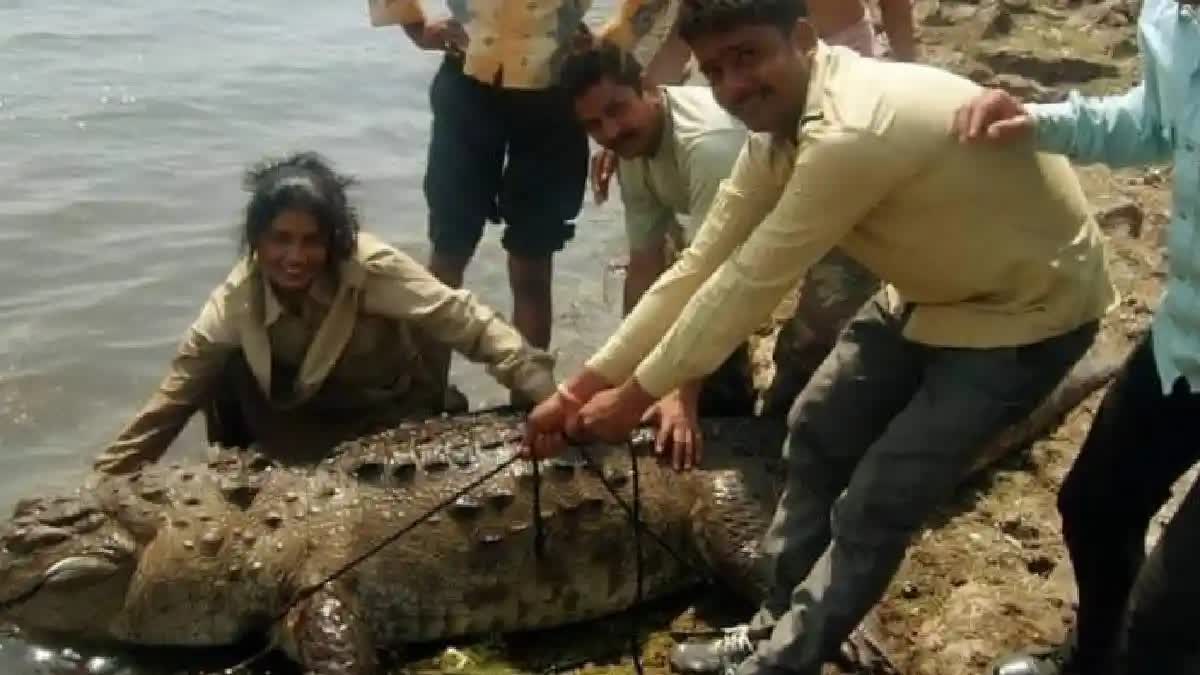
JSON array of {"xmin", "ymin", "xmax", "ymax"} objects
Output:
[
  {"xmin": 258, "ymin": 264, "xmax": 350, "ymax": 327},
  {"xmin": 650, "ymin": 86, "xmax": 677, "ymax": 160},
  {"xmin": 801, "ymin": 40, "xmax": 832, "ymax": 126},
  {"xmin": 767, "ymin": 40, "xmax": 832, "ymax": 152}
]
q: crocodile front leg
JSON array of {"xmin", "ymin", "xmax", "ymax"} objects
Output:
[{"xmin": 280, "ymin": 582, "xmax": 377, "ymax": 675}]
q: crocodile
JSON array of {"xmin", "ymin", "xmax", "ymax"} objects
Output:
[{"xmin": 0, "ymin": 336, "xmax": 1126, "ymax": 675}]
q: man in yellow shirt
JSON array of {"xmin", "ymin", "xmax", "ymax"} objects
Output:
[
  {"xmin": 526, "ymin": 1, "xmax": 1115, "ymax": 673},
  {"xmin": 558, "ymin": 42, "xmax": 877, "ymax": 469}
]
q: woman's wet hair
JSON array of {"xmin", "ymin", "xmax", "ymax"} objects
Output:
[
  {"xmin": 239, "ymin": 151, "xmax": 360, "ymax": 267},
  {"xmin": 679, "ymin": 0, "xmax": 807, "ymax": 43}
]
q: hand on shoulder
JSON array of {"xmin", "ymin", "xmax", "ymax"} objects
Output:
[{"xmin": 952, "ymin": 87, "xmax": 1036, "ymax": 144}]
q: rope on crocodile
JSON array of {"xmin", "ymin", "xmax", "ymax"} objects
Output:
[{"xmin": 222, "ymin": 436, "xmax": 725, "ymax": 675}]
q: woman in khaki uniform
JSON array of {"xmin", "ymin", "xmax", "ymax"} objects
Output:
[{"xmin": 94, "ymin": 152, "xmax": 556, "ymax": 474}]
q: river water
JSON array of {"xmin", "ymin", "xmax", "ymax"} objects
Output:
[{"xmin": 0, "ymin": 1, "xmax": 657, "ymax": 671}]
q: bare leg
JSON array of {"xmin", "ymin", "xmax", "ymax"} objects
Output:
[
  {"xmin": 507, "ymin": 253, "xmax": 553, "ymax": 409},
  {"xmin": 426, "ymin": 251, "xmax": 472, "ymax": 411}
]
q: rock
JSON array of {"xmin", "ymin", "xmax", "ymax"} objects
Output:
[
  {"xmin": 999, "ymin": 517, "xmax": 1040, "ymax": 541},
  {"xmin": 1068, "ymin": 0, "xmax": 1135, "ymax": 27},
  {"xmin": 976, "ymin": 4, "xmax": 1014, "ymax": 36},
  {"xmin": 923, "ymin": 0, "xmax": 963, "ymax": 25},
  {"xmin": 1096, "ymin": 199, "xmax": 1144, "ymax": 238},
  {"xmin": 1026, "ymin": 555, "xmax": 1057, "ymax": 577},
  {"xmin": 985, "ymin": 73, "xmax": 1052, "ymax": 101},
  {"xmin": 979, "ymin": 47, "xmax": 1120, "ymax": 84},
  {"xmin": 902, "ymin": 582, "xmax": 922, "ymax": 599},
  {"xmin": 966, "ymin": 64, "xmax": 996, "ymax": 83},
  {"xmin": 1142, "ymin": 168, "xmax": 1168, "ymax": 186},
  {"xmin": 1107, "ymin": 35, "xmax": 1139, "ymax": 59},
  {"xmin": 1035, "ymin": 6, "xmax": 1070, "ymax": 19},
  {"xmin": 1001, "ymin": 0, "xmax": 1034, "ymax": 12}
]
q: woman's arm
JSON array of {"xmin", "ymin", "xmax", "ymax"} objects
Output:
[
  {"xmin": 93, "ymin": 290, "xmax": 237, "ymax": 474},
  {"xmin": 362, "ymin": 248, "xmax": 557, "ymax": 403}
]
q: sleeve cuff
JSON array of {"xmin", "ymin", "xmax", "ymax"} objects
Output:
[
  {"xmin": 500, "ymin": 348, "xmax": 558, "ymax": 403},
  {"xmin": 1026, "ymin": 100, "xmax": 1076, "ymax": 155},
  {"xmin": 583, "ymin": 350, "xmax": 634, "ymax": 390},
  {"xmin": 631, "ymin": 355, "xmax": 679, "ymax": 400}
]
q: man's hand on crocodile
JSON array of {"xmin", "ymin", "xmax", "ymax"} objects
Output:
[
  {"xmin": 522, "ymin": 370, "xmax": 611, "ymax": 459},
  {"xmin": 572, "ymin": 378, "xmax": 656, "ymax": 445},
  {"xmin": 642, "ymin": 384, "xmax": 703, "ymax": 471}
]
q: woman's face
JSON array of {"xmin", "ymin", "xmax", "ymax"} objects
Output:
[{"xmin": 257, "ymin": 208, "xmax": 328, "ymax": 292}]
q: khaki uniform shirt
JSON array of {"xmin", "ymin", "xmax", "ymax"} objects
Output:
[
  {"xmin": 369, "ymin": 0, "xmax": 667, "ymax": 89},
  {"xmin": 618, "ymin": 85, "xmax": 746, "ymax": 252},
  {"xmin": 96, "ymin": 232, "xmax": 555, "ymax": 472},
  {"xmin": 587, "ymin": 43, "xmax": 1118, "ymax": 398}
]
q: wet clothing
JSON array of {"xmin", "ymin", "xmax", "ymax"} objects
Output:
[
  {"xmin": 95, "ymin": 232, "xmax": 555, "ymax": 474},
  {"xmin": 585, "ymin": 42, "xmax": 1116, "ymax": 399}
]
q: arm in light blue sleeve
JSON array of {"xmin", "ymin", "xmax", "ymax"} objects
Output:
[{"xmin": 1027, "ymin": 29, "xmax": 1172, "ymax": 167}]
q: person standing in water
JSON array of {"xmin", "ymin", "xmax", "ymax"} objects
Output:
[{"xmin": 373, "ymin": 0, "xmax": 674, "ymax": 409}]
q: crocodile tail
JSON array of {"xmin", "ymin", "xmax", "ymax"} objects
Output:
[
  {"xmin": 692, "ymin": 467, "xmax": 783, "ymax": 606},
  {"xmin": 969, "ymin": 329, "xmax": 1131, "ymax": 474}
]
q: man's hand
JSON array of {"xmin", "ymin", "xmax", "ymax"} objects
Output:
[
  {"xmin": 404, "ymin": 19, "xmax": 468, "ymax": 53},
  {"xmin": 642, "ymin": 385, "xmax": 703, "ymax": 471},
  {"xmin": 952, "ymin": 87, "xmax": 1035, "ymax": 144},
  {"xmin": 523, "ymin": 392, "xmax": 577, "ymax": 459},
  {"xmin": 522, "ymin": 370, "xmax": 614, "ymax": 459},
  {"xmin": 590, "ymin": 149, "xmax": 618, "ymax": 204},
  {"xmin": 571, "ymin": 379, "xmax": 657, "ymax": 443}
]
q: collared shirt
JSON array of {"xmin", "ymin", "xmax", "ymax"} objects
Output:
[
  {"xmin": 370, "ymin": 0, "xmax": 668, "ymax": 89},
  {"xmin": 586, "ymin": 42, "xmax": 1117, "ymax": 398},
  {"xmin": 1028, "ymin": 0, "xmax": 1200, "ymax": 394},
  {"xmin": 618, "ymin": 85, "xmax": 747, "ymax": 251},
  {"xmin": 95, "ymin": 232, "xmax": 555, "ymax": 472}
]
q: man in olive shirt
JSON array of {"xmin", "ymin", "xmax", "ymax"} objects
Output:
[{"xmin": 526, "ymin": 1, "xmax": 1115, "ymax": 674}]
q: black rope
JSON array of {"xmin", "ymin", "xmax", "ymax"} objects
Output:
[
  {"xmin": 575, "ymin": 446, "xmax": 722, "ymax": 589},
  {"xmin": 531, "ymin": 449, "xmax": 546, "ymax": 558},
  {"xmin": 268, "ymin": 452, "xmax": 523, "ymax": 625},
  {"xmin": 227, "ymin": 432, "xmax": 734, "ymax": 675},
  {"xmin": 627, "ymin": 441, "xmax": 646, "ymax": 675}
]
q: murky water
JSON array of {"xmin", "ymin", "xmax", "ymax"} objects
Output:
[{"xmin": 0, "ymin": 1, "xmax": 660, "ymax": 671}]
